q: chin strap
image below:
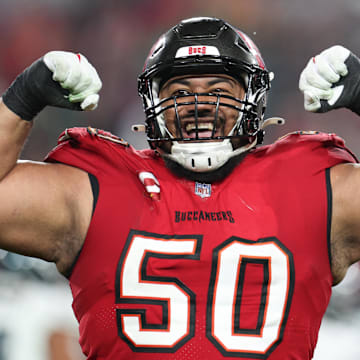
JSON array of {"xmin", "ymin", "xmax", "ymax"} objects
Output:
[
  {"xmin": 132, "ymin": 124, "xmax": 146, "ymax": 132},
  {"xmin": 132, "ymin": 117, "xmax": 285, "ymax": 134},
  {"xmin": 262, "ymin": 117, "xmax": 285, "ymax": 129}
]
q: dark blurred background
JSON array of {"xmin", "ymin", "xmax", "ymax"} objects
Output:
[
  {"xmin": 1, "ymin": 0, "xmax": 360, "ymax": 156},
  {"xmin": 0, "ymin": 0, "xmax": 360, "ymax": 359}
]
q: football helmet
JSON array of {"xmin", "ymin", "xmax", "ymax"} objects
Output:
[{"xmin": 138, "ymin": 17, "xmax": 271, "ymax": 172}]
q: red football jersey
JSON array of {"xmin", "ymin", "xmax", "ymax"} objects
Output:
[{"xmin": 46, "ymin": 128, "xmax": 357, "ymax": 360}]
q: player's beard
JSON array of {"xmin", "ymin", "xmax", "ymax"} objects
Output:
[{"xmin": 163, "ymin": 152, "xmax": 248, "ymax": 183}]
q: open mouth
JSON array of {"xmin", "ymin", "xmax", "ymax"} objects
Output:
[
  {"xmin": 182, "ymin": 120, "xmax": 222, "ymax": 139},
  {"xmin": 185, "ymin": 122, "xmax": 213, "ymax": 137}
]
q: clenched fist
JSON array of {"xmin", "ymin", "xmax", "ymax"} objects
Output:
[
  {"xmin": 2, "ymin": 51, "xmax": 102, "ymax": 120},
  {"xmin": 299, "ymin": 45, "xmax": 360, "ymax": 115}
]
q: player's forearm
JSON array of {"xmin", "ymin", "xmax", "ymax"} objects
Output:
[{"xmin": 0, "ymin": 98, "xmax": 32, "ymax": 180}]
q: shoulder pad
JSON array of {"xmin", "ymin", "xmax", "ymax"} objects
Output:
[
  {"xmin": 263, "ymin": 130, "xmax": 358, "ymax": 164},
  {"xmin": 57, "ymin": 127, "xmax": 129, "ymax": 147},
  {"xmin": 278, "ymin": 131, "xmax": 322, "ymax": 138},
  {"xmin": 275, "ymin": 131, "xmax": 346, "ymax": 147}
]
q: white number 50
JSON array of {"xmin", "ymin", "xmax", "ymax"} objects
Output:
[{"xmin": 116, "ymin": 230, "xmax": 294, "ymax": 358}]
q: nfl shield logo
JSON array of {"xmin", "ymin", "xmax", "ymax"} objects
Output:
[{"xmin": 195, "ymin": 182, "xmax": 211, "ymax": 198}]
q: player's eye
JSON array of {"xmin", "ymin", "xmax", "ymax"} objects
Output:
[
  {"xmin": 210, "ymin": 88, "xmax": 230, "ymax": 94},
  {"xmin": 172, "ymin": 89, "xmax": 191, "ymax": 96}
]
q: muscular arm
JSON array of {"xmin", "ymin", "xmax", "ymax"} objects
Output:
[
  {"xmin": 330, "ymin": 163, "xmax": 360, "ymax": 283},
  {"xmin": 299, "ymin": 46, "xmax": 360, "ymax": 283},
  {"xmin": 0, "ymin": 99, "xmax": 32, "ymax": 178},
  {"xmin": 0, "ymin": 51, "xmax": 101, "ymax": 274},
  {"xmin": 0, "ymin": 100, "xmax": 93, "ymax": 274}
]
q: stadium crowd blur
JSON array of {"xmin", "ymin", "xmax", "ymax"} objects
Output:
[{"xmin": 0, "ymin": 0, "xmax": 360, "ymax": 359}]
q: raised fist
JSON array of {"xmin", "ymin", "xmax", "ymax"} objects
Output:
[
  {"xmin": 43, "ymin": 51, "xmax": 102, "ymax": 111},
  {"xmin": 2, "ymin": 51, "xmax": 102, "ymax": 120},
  {"xmin": 299, "ymin": 45, "xmax": 360, "ymax": 115}
]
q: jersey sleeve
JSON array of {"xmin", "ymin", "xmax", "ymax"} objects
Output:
[{"xmin": 44, "ymin": 127, "xmax": 131, "ymax": 176}]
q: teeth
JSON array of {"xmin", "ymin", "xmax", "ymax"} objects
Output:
[{"xmin": 185, "ymin": 122, "xmax": 214, "ymax": 132}]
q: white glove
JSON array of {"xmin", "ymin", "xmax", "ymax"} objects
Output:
[
  {"xmin": 43, "ymin": 51, "xmax": 102, "ymax": 110},
  {"xmin": 2, "ymin": 50, "xmax": 102, "ymax": 120},
  {"xmin": 299, "ymin": 45, "xmax": 351, "ymax": 112}
]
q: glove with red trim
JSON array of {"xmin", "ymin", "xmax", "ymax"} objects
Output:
[
  {"xmin": 2, "ymin": 51, "xmax": 102, "ymax": 120},
  {"xmin": 299, "ymin": 45, "xmax": 360, "ymax": 115}
]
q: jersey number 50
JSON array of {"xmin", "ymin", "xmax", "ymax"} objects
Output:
[{"xmin": 115, "ymin": 230, "xmax": 294, "ymax": 358}]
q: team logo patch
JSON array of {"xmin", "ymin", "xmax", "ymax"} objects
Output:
[
  {"xmin": 195, "ymin": 182, "xmax": 211, "ymax": 198},
  {"xmin": 139, "ymin": 172, "xmax": 160, "ymax": 201}
]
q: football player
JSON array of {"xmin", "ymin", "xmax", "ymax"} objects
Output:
[{"xmin": 0, "ymin": 16, "xmax": 360, "ymax": 360}]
